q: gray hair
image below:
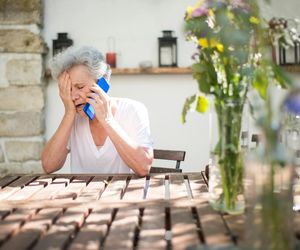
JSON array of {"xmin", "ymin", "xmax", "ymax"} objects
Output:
[{"xmin": 50, "ymin": 46, "xmax": 111, "ymax": 81}]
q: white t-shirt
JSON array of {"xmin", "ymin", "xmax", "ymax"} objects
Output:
[{"xmin": 68, "ymin": 98, "xmax": 153, "ymax": 173}]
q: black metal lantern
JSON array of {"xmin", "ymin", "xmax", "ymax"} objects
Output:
[
  {"xmin": 52, "ymin": 33, "xmax": 73, "ymax": 56},
  {"xmin": 158, "ymin": 30, "xmax": 177, "ymax": 67},
  {"xmin": 279, "ymin": 42, "xmax": 298, "ymax": 66}
]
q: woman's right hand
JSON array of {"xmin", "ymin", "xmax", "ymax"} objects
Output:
[{"xmin": 58, "ymin": 71, "xmax": 76, "ymax": 115}]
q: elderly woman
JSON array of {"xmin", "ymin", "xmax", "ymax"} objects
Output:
[{"xmin": 42, "ymin": 46, "xmax": 153, "ymax": 176}]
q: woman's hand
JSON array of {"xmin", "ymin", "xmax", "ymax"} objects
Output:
[
  {"xmin": 58, "ymin": 71, "xmax": 76, "ymax": 115},
  {"xmin": 86, "ymin": 84, "xmax": 113, "ymax": 125}
]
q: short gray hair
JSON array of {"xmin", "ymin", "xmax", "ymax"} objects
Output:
[{"xmin": 50, "ymin": 46, "xmax": 111, "ymax": 81}]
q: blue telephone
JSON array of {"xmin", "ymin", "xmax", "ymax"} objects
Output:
[{"xmin": 83, "ymin": 77, "xmax": 110, "ymax": 120}]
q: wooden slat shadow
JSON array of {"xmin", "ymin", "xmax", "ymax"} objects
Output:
[
  {"xmin": 32, "ymin": 206, "xmax": 88, "ymax": 250},
  {"xmin": 102, "ymin": 207, "xmax": 139, "ymax": 249},
  {"xmin": 67, "ymin": 207, "xmax": 112, "ymax": 250},
  {"xmin": 137, "ymin": 207, "xmax": 166, "ymax": 250},
  {"xmin": 100, "ymin": 176, "xmax": 129, "ymax": 201},
  {"xmin": 75, "ymin": 176, "xmax": 109, "ymax": 202},
  {"xmin": 0, "ymin": 208, "xmax": 62, "ymax": 250},
  {"xmin": 171, "ymin": 207, "xmax": 201, "ymax": 250},
  {"xmin": 0, "ymin": 176, "xmax": 38, "ymax": 201}
]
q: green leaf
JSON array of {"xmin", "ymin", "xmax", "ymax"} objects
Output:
[
  {"xmin": 271, "ymin": 64, "xmax": 292, "ymax": 88},
  {"xmin": 181, "ymin": 95, "xmax": 196, "ymax": 124},
  {"xmin": 192, "ymin": 63, "xmax": 212, "ymax": 94},
  {"xmin": 185, "ymin": 17, "xmax": 210, "ymax": 38},
  {"xmin": 191, "ymin": 63, "xmax": 206, "ymax": 74},
  {"xmin": 197, "ymin": 78, "xmax": 211, "ymax": 94},
  {"xmin": 253, "ymin": 70, "xmax": 268, "ymax": 99}
]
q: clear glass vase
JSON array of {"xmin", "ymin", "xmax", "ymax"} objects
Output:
[
  {"xmin": 208, "ymin": 100, "xmax": 246, "ymax": 214},
  {"xmin": 245, "ymin": 140, "xmax": 295, "ymax": 250}
]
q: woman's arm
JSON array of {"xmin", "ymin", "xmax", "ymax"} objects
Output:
[
  {"xmin": 41, "ymin": 113, "xmax": 75, "ymax": 173},
  {"xmin": 103, "ymin": 119, "xmax": 153, "ymax": 177},
  {"xmin": 41, "ymin": 72, "xmax": 76, "ymax": 173},
  {"xmin": 86, "ymin": 85, "xmax": 153, "ymax": 176}
]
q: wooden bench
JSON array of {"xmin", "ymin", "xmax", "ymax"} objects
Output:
[{"xmin": 150, "ymin": 149, "xmax": 186, "ymax": 173}]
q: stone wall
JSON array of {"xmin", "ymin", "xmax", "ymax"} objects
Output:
[{"xmin": 0, "ymin": 0, "xmax": 47, "ymax": 176}]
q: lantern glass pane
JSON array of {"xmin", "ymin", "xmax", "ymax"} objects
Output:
[
  {"xmin": 286, "ymin": 47, "xmax": 295, "ymax": 64},
  {"xmin": 160, "ymin": 46, "xmax": 172, "ymax": 66},
  {"xmin": 172, "ymin": 44, "xmax": 176, "ymax": 65}
]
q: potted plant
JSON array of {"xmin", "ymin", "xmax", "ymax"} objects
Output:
[{"xmin": 182, "ymin": 0, "xmax": 291, "ymax": 214}]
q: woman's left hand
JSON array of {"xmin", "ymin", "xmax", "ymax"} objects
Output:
[{"xmin": 86, "ymin": 84, "xmax": 113, "ymax": 125}]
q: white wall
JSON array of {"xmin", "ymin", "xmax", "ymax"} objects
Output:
[
  {"xmin": 43, "ymin": 0, "xmax": 196, "ymax": 68},
  {"xmin": 43, "ymin": 0, "xmax": 300, "ymax": 173}
]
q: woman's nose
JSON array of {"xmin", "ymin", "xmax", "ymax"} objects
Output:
[{"xmin": 71, "ymin": 90, "xmax": 79, "ymax": 101}]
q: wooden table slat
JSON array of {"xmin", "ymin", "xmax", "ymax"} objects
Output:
[
  {"xmin": 0, "ymin": 176, "xmax": 38, "ymax": 201},
  {"xmin": 186, "ymin": 173, "xmax": 208, "ymax": 199},
  {"xmin": 0, "ymin": 176, "xmax": 20, "ymax": 188},
  {"xmin": 100, "ymin": 176, "xmax": 129, "ymax": 200},
  {"xmin": 0, "ymin": 208, "xmax": 62, "ymax": 250},
  {"xmin": 0, "ymin": 209, "xmax": 36, "ymax": 245},
  {"xmin": 170, "ymin": 174, "xmax": 190, "ymax": 200},
  {"xmin": 137, "ymin": 207, "xmax": 166, "ymax": 250},
  {"xmin": 6, "ymin": 177, "xmax": 53, "ymax": 201},
  {"xmin": 29, "ymin": 177, "xmax": 71, "ymax": 200},
  {"xmin": 103, "ymin": 208, "xmax": 139, "ymax": 249},
  {"xmin": 171, "ymin": 207, "xmax": 201, "ymax": 250},
  {"xmin": 146, "ymin": 174, "xmax": 166, "ymax": 200},
  {"xmin": 52, "ymin": 176, "xmax": 91, "ymax": 200},
  {"xmin": 197, "ymin": 202, "xmax": 233, "ymax": 246},
  {"xmin": 222, "ymin": 213, "xmax": 245, "ymax": 244},
  {"xmin": 75, "ymin": 176, "xmax": 108, "ymax": 202},
  {"xmin": 122, "ymin": 176, "xmax": 146, "ymax": 200},
  {"xmin": 0, "ymin": 210, "xmax": 11, "ymax": 220},
  {"xmin": 68, "ymin": 208, "xmax": 113, "ymax": 250},
  {"xmin": 32, "ymin": 206, "xmax": 88, "ymax": 250}
]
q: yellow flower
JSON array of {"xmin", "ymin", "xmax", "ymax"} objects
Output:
[
  {"xmin": 216, "ymin": 43, "xmax": 224, "ymax": 53},
  {"xmin": 196, "ymin": 95, "xmax": 209, "ymax": 113},
  {"xmin": 198, "ymin": 38, "xmax": 209, "ymax": 48},
  {"xmin": 210, "ymin": 39, "xmax": 224, "ymax": 53},
  {"xmin": 250, "ymin": 16, "xmax": 260, "ymax": 25},
  {"xmin": 198, "ymin": 38, "xmax": 224, "ymax": 52},
  {"xmin": 208, "ymin": 9, "xmax": 214, "ymax": 17},
  {"xmin": 186, "ymin": 6, "xmax": 194, "ymax": 20}
]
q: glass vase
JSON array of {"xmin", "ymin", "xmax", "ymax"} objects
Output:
[
  {"xmin": 208, "ymin": 100, "xmax": 245, "ymax": 214},
  {"xmin": 282, "ymin": 88, "xmax": 300, "ymax": 213},
  {"xmin": 245, "ymin": 140, "xmax": 295, "ymax": 250}
]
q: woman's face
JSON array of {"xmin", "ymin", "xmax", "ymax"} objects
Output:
[{"xmin": 68, "ymin": 64, "xmax": 96, "ymax": 118}]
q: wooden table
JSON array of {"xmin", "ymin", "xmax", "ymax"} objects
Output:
[{"xmin": 0, "ymin": 172, "xmax": 298, "ymax": 250}]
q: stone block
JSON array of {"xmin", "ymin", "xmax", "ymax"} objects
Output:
[
  {"xmin": 5, "ymin": 140, "xmax": 44, "ymax": 162},
  {"xmin": 0, "ymin": 29, "xmax": 47, "ymax": 53},
  {"xmin": 0, "ymin": 111, "xmax": 44, "ymax": 136},
  {"xmin": 0, "ymin": 161, "xmax": 43, "ymax": 176},
  {"xmin": 0, "ymin": 54, "xmax": 42, "ymax": 88},
  {"xmin": 0, "ymin": 0, "xmax": 41, "ymax": 25},
  {"xmin": 6, "ymin": 58, "xmax": 42, "ymax": 85},
  {"xmin": 0, "ymin": 86, "xmax": 44, "ymax": 111}
]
